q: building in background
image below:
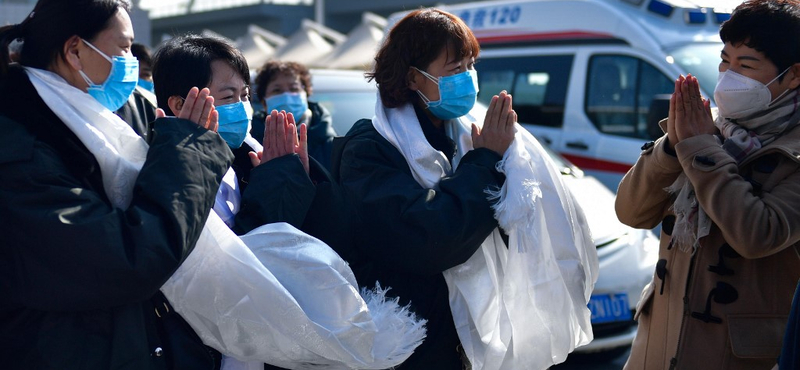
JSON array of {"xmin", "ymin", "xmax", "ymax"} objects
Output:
[
  {"xmin": 138, "ymin": 0, "xmax": 472, "ymax": 69},
  {"xmin": 0, "ymin": 0, "xmax": 152, "ymax": 47}
]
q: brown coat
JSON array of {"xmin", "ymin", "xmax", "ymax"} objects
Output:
[{"xmin": 616, "ymin": 126, "xmax": 800, "ymax": 370}]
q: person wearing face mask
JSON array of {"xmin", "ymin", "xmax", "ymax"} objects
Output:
[
  {"xmin": 152, "ymin": 34, "xmax": 352, "ymax": 256},
  {"xmin": 253, "ymin": 60, "xmax": 336, "ymax": 170},
  {"xmin": 133, "ymin": 43, "xmax": 155, "ymax": 93},
  {"xmin": 152, "ymin": 34, "xmax": 278, "ymax": 231},
  {"xmin": 615, "ymin": 1, "xmax": 800, "ymax": 369},
  {"xmin": 331, "ymin": 8, "xmax": 599, "ymax": 370},
  {"xmin": 0, "ymin": 1, "xmax": 233, "ymax": 369},
  {"xmin": 151, "ymin": 35, "xmax": 426, "ymax": 370},
  {"xmin": 115, "ymin": 42, "xmax": 157, "ymax": 140}
]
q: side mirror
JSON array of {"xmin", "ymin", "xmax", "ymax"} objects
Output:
[{"xmin": 646, "ymin": 94, "xmax": 671, "ymax": 140}]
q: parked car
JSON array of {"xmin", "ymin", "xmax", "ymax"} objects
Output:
[{"xmin": 308, "ymin": 68, "xmax": 659, "ymax": 355}]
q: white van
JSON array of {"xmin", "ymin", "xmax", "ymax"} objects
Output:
[{"xmin": 432, "ymin": 0, "xmax": 729, "ymax": 191}]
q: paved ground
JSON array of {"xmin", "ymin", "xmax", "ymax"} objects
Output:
[{"xmin": 550, "ymin": 346, "xmax": 630, "ymax": 370}]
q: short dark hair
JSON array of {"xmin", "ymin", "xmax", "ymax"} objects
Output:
[
  {"xmin": 368, "ymin": 8, "xmax": 480, "ymax": 108},
  {"xmin": 0, "ymin": 0, "xmax": 130, "ymax": 76},
  {"xmin": 254, "ymin": 60, "xmax": 313, "ymax": 103},
  {"xmin": 131, "ymin": 43, "xmax": 152, "ymax": 66},
  {"xmin": 151, "ymin": 34, "xmax": 250, "ymax": 116},
  {"xmin": 720, "ymin": 0, "xmax": 800, "ymax": 81}
]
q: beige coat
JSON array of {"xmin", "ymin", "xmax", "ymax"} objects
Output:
[{"xmin": 616, "ymin": 126, "xmax": 800, "ymax": 370}]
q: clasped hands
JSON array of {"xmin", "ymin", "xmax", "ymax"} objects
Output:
[
  {"xmin": 249, "ymin": 109, "xmax": 309, "ymax": 174},
  {"xmin": 472, "ymin": 90, "xmax": 517, "ymax": 156},
  {"xmin": 666, "ymin": 74, "xmax": 716, "ymax": 151},
  {"xmin": 155, "ymin": 88, "xmax": 309, "ymax": 174}
]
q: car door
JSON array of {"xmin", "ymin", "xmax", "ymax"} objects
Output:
[{"xmin": 562, "ymin": 48, "xmax": 677, "ymax": 190}]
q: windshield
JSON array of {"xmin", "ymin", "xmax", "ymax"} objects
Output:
[
  {"xmin": 666, "ymin": 43, "xmax": 722, "ymax": 104},
  {"xmin": 313, "ymin": 91, "xmax": 377, "ymax": 135}
]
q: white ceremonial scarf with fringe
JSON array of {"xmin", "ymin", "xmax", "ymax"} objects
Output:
[
  {"xmin": 25, "ymin": 66, "xmax": 426, "ymax": 370},
  {"xmin": 371, "ymin": 91, "xmax": 599, "ymax": 370}
]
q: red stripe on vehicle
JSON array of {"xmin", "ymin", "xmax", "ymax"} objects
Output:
[
  {"xmin": 561, "ymin": 154, "xmax": 632, "ymax": 174},
  {"xmin": 477, "ymin": 31, "xmax": 616, "ymax": 44}
]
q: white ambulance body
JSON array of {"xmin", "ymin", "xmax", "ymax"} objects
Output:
[{"xmin": 437, "ymin": 0, "xmax": 730, "ymax": 191}]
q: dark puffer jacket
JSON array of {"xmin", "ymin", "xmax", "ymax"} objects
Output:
[
  {"xmin": 331, "ymin": 111, "xmax": 505, "ymax": 370},
  {"xmin": 0, "ymin": 65, "xmax": 232, "ymax": 370}
]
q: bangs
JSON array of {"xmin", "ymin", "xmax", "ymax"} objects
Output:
[{"xmin": 447, "ymin": 16, "xmax": 481, "ymax": 60}]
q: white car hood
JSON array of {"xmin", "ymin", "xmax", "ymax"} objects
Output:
[{"xmin": 560, "ymin": 174, "xmax": 629, "ymax": 246}]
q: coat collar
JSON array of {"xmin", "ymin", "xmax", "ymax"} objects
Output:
[{"xmin": 742, "ymin": 123, "xmax": 800, "ymax": 167}]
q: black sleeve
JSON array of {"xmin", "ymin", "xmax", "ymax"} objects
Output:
[
  {"xmin": 0, "ymin": 118, "xmax": 231, "ymax": 312},
  {"xmin": 307, "ymin": 103, "xmax": 336, "ymax": 171},
  {"xmin": 232, "ymin": 153, "xmax": 316, "ymax": 235},
  {"xmin": 338, "ymin": 134, "xmax": 504, "ymax": 276}
]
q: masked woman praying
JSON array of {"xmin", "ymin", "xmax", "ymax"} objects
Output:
[{"xmin": 331, "ymin": 8, "xmax": 599, "ymax": 370}]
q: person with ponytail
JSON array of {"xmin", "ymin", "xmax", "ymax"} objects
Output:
[{"xmin": 0, "ymin": 1, "xmax": 232, "ymax": 369}]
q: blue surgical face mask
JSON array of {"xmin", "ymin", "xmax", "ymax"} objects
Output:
[
  {"xmin": 138, "ymin": 78, "xmax": 154, "ymax": 93},
  {"xmin": 78, "ymin": 39, "xmax": 139, "ymax": 111},
  {"xmin": 216, "ymin": 101, "xmax": 254, "ymax": 149},
  {"xmin": 265, "ymin": 91, "xmax": 308, "ymax": 122},
  {"xmin": 413, "ymin": 67, "xmax": 479, "ymax": 120}
]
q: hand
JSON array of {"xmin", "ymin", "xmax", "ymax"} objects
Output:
[
  {"xmin": 666, "ymin": 77, "xmax": 679, "ymax": 151},
  {"xmin": 249, "ymin": 110, "xmax": 301, "ymax": 168},
  {"xmin": 673, "ymin": 74, "xmax": 715, "ymax": 144},
  {"xmin": 177, "ymin": 87, "xmax": 218, "ymax": 132},
  {"xmin": 472, "ymin": 90, "xmax": 516, "ymax": 156},
  {"xmin": 295, "ymin": 120, "xmax": 310, "ymax": 175}
]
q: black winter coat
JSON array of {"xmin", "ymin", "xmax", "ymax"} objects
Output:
[
  {"xmin": 331, "ymin": 116, "xmax": 505, "ymax": 370},
  {"xmin": 115, "ymin": 87, "xmax": 157, "ymax": 141},
  {"xmin": 0, "ymin": 65, "xmax": 232, "ymax": 370},
  {"xmin": 229, "ymin": 143, "xmax": 354, "ymax": 260}
]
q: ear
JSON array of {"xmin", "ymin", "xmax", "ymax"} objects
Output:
[
  {"xmin": 407, "ymin": 67, "xmax": 420, "ymax": 92},
  {"xmin": 788, "ymin": 63, "xmax": 800, "ymax": 90},
  {"xmin": 62, "ymin": 35, "xmax": 84, "ymax": 72},
  {"xmin": 167, "ymin": 95, "xmax": 184, "ymax": 116}
]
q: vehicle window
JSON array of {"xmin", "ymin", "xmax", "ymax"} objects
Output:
[
  {"xmin": 585, "ymin": 55, "xmax": 672, "ymax": 140},
  {"xmin": 476, "ymin": 55, "xmax": 573, "ymax": 128},
  {"xmin": 313, "ymin": 91, "xmax": 378, "ymax": 135},
  {"xmin": 666, "ymin": 43, "xmax": 721, "ymax": 103}
]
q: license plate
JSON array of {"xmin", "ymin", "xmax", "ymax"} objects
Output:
[{"xmin": 588, "ymin": 293, "xmax": 632, "ymax": 324}]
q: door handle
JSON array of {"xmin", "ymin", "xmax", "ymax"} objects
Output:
[
  {"xmin": 566, "ymin": 141, "xmax": 589, "ymax": 150},
  {"xmin": 540, "ymin": 136, "xmax": 552, "ymax": 145}
]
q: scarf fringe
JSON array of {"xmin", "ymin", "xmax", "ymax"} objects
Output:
[
  {"xmin": 359, "ymin": 284, "xmax": 427, "ymax": 369},
  {"xmin": 486, "ymin": 145, "xmax": 543, "ymax": 249}
]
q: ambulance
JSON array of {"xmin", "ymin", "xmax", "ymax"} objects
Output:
[{"xmin": 436, "ymin": 0, "xmax": 731, "ymax": 191}]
